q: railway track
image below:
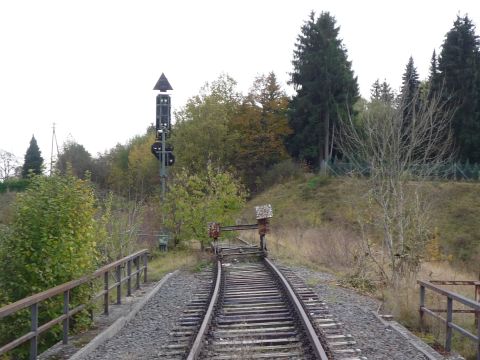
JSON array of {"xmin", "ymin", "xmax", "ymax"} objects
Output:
[{"xmin": 160, "ymin": 246, "xmax": 365, "ymax": 360}]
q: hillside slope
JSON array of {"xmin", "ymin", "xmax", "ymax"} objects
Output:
[{"xmin": 243, "ymin": 176, "xmax": 480, "ymax": 271}]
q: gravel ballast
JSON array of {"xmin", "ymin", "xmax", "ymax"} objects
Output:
[
  {"xmin": 79, "ymin": 263, "xmax": 454, "ymax": 360},
  {"xmin": 83, "ymin": 270, "xmax": 204, "ymax": 360},
  {"xmin": 289, "ymin": 266, "xmax": 439, "ymax": 360}
]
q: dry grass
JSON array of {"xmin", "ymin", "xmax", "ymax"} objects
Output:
[
  {"xmin": 381, "ymin": 261, "xmax": 479, "ymax": 359},
  {"xmin": 244, "ymin": 177, "xmax": 480, "ymax": 269},
  {"xmin": 148, "ymin": 248, "xmax": 210, "ymax": 282},
  {"xmin": 242, "ymin": 176, "xmax": 480, "ymax": 359},
  {"xmin": 242, "ymin": 226, "xmax": 362, "ymax": 273}
]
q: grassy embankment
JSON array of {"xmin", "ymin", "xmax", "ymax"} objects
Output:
[
  {"xmin": 2, "ymin": 178, "xmax": 478, "ymax": 356},
  {"xmin": 241, "ymin": 175, "xmax": 480, "ymax": 358}
]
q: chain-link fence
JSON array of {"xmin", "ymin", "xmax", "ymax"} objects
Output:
[{"xmin": 325, "ymin": 161, "xmax": 480, "ymax": 181}]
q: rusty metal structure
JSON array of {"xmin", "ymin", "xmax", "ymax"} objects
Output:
[{"xmin": 208, "ymin": 204, "xmax": 273, "ymax": 256}]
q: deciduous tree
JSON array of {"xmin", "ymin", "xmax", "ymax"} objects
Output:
[
  {"xmin": 338, "ymin": 90, "xmax": 454, "ymax": 286},
  {"xmin": 164, "ymin": 166, "xmax": 245, "ymax": 249},
  {"xmin": 56, "ymin": 141, "xmax": 94, "ymax": 179},
  {"xmin": 172, "ymin": 74, "xmax": 241, "ymax": 174},
  {"xmin": 0, "ymin": 150, "xmax": 19, "ymax": 181},
  {"xmin": 232, "ymin": 72, "xmax": 292, "ymax": 192}
]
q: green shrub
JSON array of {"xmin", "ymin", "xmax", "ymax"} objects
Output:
[
  {"xmin": 0, "ymin": 173, "xmax": 98, "ymax": 358},
  {"xmin": 0, "ymin": 178, "xmax": 30, "ymax": 193},
  {"xmin": 164, "ymin": 165, "xmax": 246, "ymax": 249},
  {"xmin": 339, "ymin": 274, "xmax": 376, "ymax": 293}
]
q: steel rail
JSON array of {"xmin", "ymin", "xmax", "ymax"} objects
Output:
[
  {"xmin": 234, "ymin": 236, "xmax": 252, "ymax": 246},
  {"xmin": 186, "ymin": 260, "xmax": 222, "ymax": 360},
  {"xmin": 185, "ymin": 256, "xmax": 329, "ymax": 360},
  {"xmin": 264, "ymin": 257, "xmax": 330, "ymax": 360}
]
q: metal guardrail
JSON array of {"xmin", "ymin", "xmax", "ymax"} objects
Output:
[
  {"xmin": 418, "ymin": 280, "xmax": 480, "ymax": 359},
  {"xmin": 0, "ymin": 249, "xmax": 149, "ymax": 359}
]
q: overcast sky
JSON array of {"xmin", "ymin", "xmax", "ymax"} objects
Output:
[{"xmin": 1, "ymin": 0, "xmax": 479, "ymax": 164}]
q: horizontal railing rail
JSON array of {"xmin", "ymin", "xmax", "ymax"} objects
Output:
[
  {"xmin": 0, "ymin": 249, "xmax": 149, "ymax": 360},
  {"xmin": 418, "ymin": 279, "xmax": 480, "ymax": 360}
]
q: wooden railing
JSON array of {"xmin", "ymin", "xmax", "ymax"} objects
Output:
[
  {"xmin": 418, "ymin": 280, "xmax": 480, "ymax": 359},
  {"xmin": 0, "ymin": 249, "xmax": 148, "ymax": 360}
]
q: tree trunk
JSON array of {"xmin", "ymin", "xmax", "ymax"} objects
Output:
[
  {"xmin": 318, "ymin": 114, "xmax": 324, "ymax": 170},
  {"xmin": 320, "ymin": 110, "xmax": 330, "ymax": 174}
]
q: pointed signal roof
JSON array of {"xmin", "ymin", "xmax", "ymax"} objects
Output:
[{"xmin": 153, "ymin": 73, "xmax": 173, "ymax": 92}]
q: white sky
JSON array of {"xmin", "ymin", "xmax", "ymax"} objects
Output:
[{"xmin": 1, "ymin": 0, "xmax": 479, "ymax": 162}]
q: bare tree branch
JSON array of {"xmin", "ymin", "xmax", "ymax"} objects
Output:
[
  {"xmin": 0, "ymin": 150, "xmax": 19, "ymax": 181},
  {"xmin": 337, "ymin": 90, "xmax": 454, "ymax": 286}
]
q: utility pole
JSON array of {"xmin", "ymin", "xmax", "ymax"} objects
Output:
[{"xmin": 49, "ymin": 123, "xmax": 59, "ymax": 175}]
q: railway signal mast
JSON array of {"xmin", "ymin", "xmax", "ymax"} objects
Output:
[{"xmin": 151, "ymin": 73, "xmax": 174, "ymax": 200}]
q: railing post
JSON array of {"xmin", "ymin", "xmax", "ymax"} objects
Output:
[
  {"xmin": 446, "ymin": 297, "xmax": 453, "ymax": 353},
  {"xmin": 143, "ymin": 253, "xmax": 148, "ymax": 283},
  {"xmin": 127, "ymin": 259, "xmax": 132, "ymax": 296},
  {"xmin": 116, "ymin": 265, "xmax": 122, "ymax": 305},
  {"xmin": 477, "ymin": 317, "xmax": 480, "ymax": 360},
  {"xmin": 419, "ymin": 284, "xmax": 425, "ymax": 331},
  {"xmin": 63, "ymin": 290, "xmax": 69, "ymax": 344},
  {"xmin": 135, "ymin": 256, "xmax": 140, "ymax": 290},
  {"xmin": 475, "ymin": 281, "xmax": 480, "ymax": 327},
  {"xmin": 104, "ymin": 271, "xmax": 109, "ymax": 315},
  {"xmin": 30, "ymin": 303, "xmax": 38, "ymax": 360}
]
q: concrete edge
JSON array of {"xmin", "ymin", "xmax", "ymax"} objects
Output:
[
  {"xmin": 371, "ymin": 310, "xmax": 446, "ymax": 360},
  {"xmin": 69, "ymin": 270, "xmax": 179, "ymax": 360}
]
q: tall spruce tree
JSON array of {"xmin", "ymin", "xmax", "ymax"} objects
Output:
[
  {"xmin": 288, "ymin": 11, "xmax": 358, "ymax": 169},
  {"xmin": 437, "ymin": 15, "xmax": 480, "ymax": 162},
  {"xmin": 380, "ymin": 80, "xmax": 395, "ymax": 104},
  {"xmin": 370, "ymin": 79, "xmax": 382, "ymax": 101},
  {"xmin": 21, "ymin": 135, "xmax": 44, "ymax": 178},
  {"xmin": 400, "ymin": 56, "xmax": 420, "ymax": 112},
  {"xmin": 429, "ymin": 50, "xmax": 438, "ymax": 80},
  {"xmin": 427, "ymin": 50, "xmax": 441, "ymax": 101}
]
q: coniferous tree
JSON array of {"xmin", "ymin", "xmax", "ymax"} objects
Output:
[
  {"xmin": 429, "ymin": 50, "xmax": 438, "ymax": 79},
  {"xmin": 427, "ymin": 50, "xmax": 441, "ymax": 100},
  {"xmin": 370, "ymin": 79, "xmax": 382, "ymax": 101},
  {"xmin": 21, "ymin": 135, "xmax": 44, "ymax": 178},
  {"xmin": 288, "ymin": 11, "xmax": 358, "ymax": 169},
  {"xmin": 437, "ymin": 15, "xmax": 480, "ymax": 162},
  {"xmin": 400, "ymin": 57, "xmax": 420, "ymax": 105},
  {"xmin": 380, "ymin": 80, "xmax": 395, "ymax": 104}
]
